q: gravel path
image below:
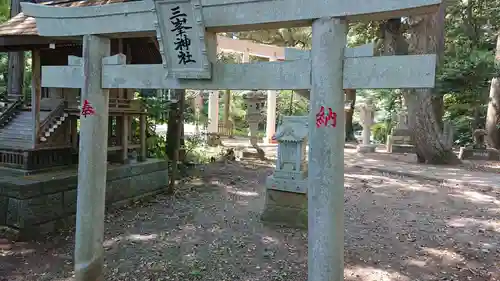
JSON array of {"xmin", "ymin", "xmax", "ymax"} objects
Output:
[{"xmin": 1, "ymin": 157, "xmax": 499, "ymax": 281}]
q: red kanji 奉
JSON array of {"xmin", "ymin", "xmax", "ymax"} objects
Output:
[{"xmin": 81, "ymin": 99, "xmax": 95, "ymax": 118}]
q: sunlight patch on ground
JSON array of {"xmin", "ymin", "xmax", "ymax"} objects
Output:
[
  {"xmin": 422, "ymin": 247, "xmax": 465, "ymax": 265},
  {"xmin": 449, "ymin": 190, "xmax": 500, "ymax": 205},
  {"xmin": 0, "ymin": 247, "xmax": 36, "ymax": 256},
  {"xmin": 226, "ymin": 188, "xmax": 260, "ymax": 197},
  {"xmin": 346, "ymin": 172, "xmax": 439, "ymax": 193},
  {"xmin": 127, "ymin": 233, "xmax": 158, "ymax": 241},
  {"xmin": 404, "ymin": 258, "xmax": 427, "ymax": 268},
  {"xmin": 103, "ymin": 233, "xmax": 159, "ymax": 248},
  {"xmin": 345, "ymin": 266, "xmax": 409, "ymax": 281},
  {"xmin": 447, "ymin": 217, "xmax": 500, "ymax": 232},
  {"xmin": 261, "ymin": 235, "xmax": 279, "ymax": 245}
]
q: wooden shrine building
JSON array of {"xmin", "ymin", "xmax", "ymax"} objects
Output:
[{"xmin": 0, "ymin": 0, "xmax": 158, "ymax": 172}]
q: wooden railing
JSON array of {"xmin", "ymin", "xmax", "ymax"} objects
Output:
[
  {"xmin": 0, "ymin": 99, "xmax": 22, "ymax": 129},
  {"xmin": 218, "ymin": 123, "xmax": 234, "ymax": 137},
  {"xmin": 67, "ymin": 98, "xmax": 143, "ymax": 112},
  {"xmin": 0, "ymin": 149, "xmax": 25, "ymax": 169},
  {"xmin": 38, "ymin": 100, "xmax": 66, "ymax": 140},
  {"xmin": 0, "ymin": 147, "xmax": 73, "ymax": 171},
  {"xmin": 108, "ymin": 98, "xmax": 143, "ymax": 111}
]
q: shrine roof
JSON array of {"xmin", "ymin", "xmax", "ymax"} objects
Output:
[{"xmin": 0, "ymin": 0, "xmax": 127, "ymax": 37}]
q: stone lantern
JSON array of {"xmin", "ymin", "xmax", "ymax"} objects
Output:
[
  {"xmin": 357, "ymin": 98, "xmax": 376, "ymax": 153},
  {"xmin": 242, "ymin": 90, "xmax": 267, "ymax": 146}
]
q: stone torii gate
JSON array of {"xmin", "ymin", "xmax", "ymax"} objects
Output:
[
  {"xmin": 212, "ymin": 36, "xmax": 374, "ymax": 143},
  {"xmin": 21, "ymin": 0, "xmax": 440, "ymax": 280}
]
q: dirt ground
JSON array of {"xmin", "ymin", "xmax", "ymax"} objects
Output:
[
  {"xmin": 363, "ymin": 144, "xmax": 500, "ymax": 174},
  {"xmin": 1, "ymin": 156, "xmax": 500, "ymax": 281}
]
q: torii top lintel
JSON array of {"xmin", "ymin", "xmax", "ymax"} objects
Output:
[{"xmin": 21, "ymin": 0, "xmax": 441, "ymax": 37}]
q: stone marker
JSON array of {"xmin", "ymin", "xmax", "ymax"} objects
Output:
[
  {"xmin": 21, "ymin": 0, "xmax": 441, "ymax": 280},
  {"xmin": 357, "ymin": 98, "xmax": 376, "ymax": 153},
  {"xmin": 459, "ymin": 129, "xmax": 500, "ymax": 160},
  {"xmin": 262, "ymin": 116, "xmax": 308, "ymax": 228},
  {"xmin": 387, "ymin": 110, "xmax": 415, "ymax": 153}
]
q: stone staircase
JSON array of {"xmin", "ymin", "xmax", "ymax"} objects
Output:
[
  {"xmin": 39, "ymin": 112, "xmax": 69, "ymax": 142},
  {"xmin": 0, "ymin": 100, "xmax": 23, "ymax": 129},
  {"xmin": 38, "ymin": 98, "xmax": 68, "ymax": 143},
  {"xmin": 0, "ymin": 111, "xmax": 51, "ymax": 149},
  {"xmin": 0, "ymin": 98, "xmax": 68, "ymax": 149}
]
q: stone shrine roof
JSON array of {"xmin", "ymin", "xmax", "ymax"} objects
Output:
[
  {"xmin": 0, "ymin": 0, "xmax": 128, "ymax": 37},
  {"xmin": 274, "ymin": 116, "xmax": 308, "ymax": 142}
]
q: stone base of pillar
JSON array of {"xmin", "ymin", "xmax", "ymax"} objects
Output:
[
  {"xmin": 356, "ymin": 144, "xmax": 376, "ymax": 153},
  {"xmin": 261, "ymin": 189, "xmax": 307, "ymax": 229}
]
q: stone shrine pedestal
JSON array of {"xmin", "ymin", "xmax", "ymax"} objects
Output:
[
  {"xmin": 261, "ymin": 116, "xmax": 308, "ymax": 228},
  {"xmin": 459, "ymin": 129, "xmax": 500, "ymax": 160}
]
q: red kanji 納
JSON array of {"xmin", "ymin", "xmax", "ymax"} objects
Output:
[
  {"xmin": 81, "ymin": 100, "xmax": 95, "ymax": 118},
  {"xmin": 315, "ymin": 106, "xmax": 337, "ymax": 128}
]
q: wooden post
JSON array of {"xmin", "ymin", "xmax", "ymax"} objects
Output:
[
  {"xmin": 71, "ymin": 117, "xmax": 78, "ymax": 150},
  {"xmin": 74, "ymin": 34, "xmax": 110, "ymax": 281},
  {"xmin": 308, "ymin": 17, "xmax": 346, "ymax": 281},
  {"xmin": 31, "ymin": 49, "xmax": 41, "ymax": 148},
  {"xmin": 108, "ymin": 116, "xmax": 113, "ymax": 145},
  {"xmin": 116, "ymin": 38, "xmax": 129, "ymax": 163},
  {"xmin": 7, "ymin": 0, "xmax": 24, "ymax": 101},
  {"xmin": 121, "ymin": 115, "xmax": 129, "ymax": 163},
  {"xmin": 223, "ymin": 89, "xmax": 231, "ymax": 133},
  {"xmin": 138, "ymin": 114, "xmax": 147, "ymax": 161}
]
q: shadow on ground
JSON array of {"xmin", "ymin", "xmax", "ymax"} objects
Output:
[{"xmin": 1, "ymin": 158, "xmax": 499, "ymax": 281}]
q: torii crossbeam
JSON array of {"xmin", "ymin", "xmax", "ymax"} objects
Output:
[{"xmin": 21, "ymin": 0, "xmax": 441, "ymax": 281}]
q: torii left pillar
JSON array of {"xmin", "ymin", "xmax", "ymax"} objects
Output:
[
  {"xmin": 265, "ymin": 56, "xmax": 278, "ymax": 143},
  {"xmin": 74, "ymin": 34, "xmax": 110, "ymax": 281}
]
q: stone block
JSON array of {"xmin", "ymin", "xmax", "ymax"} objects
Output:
[
  {"xmin": 391, "ymin": 144, "xmax": 415, "ymax": 154},
  {"xmin": 392, "ymin": 128, "xmax": 412, "ymax": 136},
  {"xmin": 458, "ymin": 147, "xmax": 500, "ymax": 161},
  {"xmin": 0, "ymin": 196, "xmax": 7, "ymax": 225},
  {"xmin": 266, "ymin": 175, "xmax": 307, "ymax": 194},
  {"xmin": 63, "ymin": 189, "xmax": 77, "ymax": 213},
  {"xmin": 6, "ymin": 193, "xmax": 63, "ymax": 228},
  {"xmin": 41, "ymin": 176, "xmax": 76, "ymax": 195},
  {"xmin": 1, "ymin": 160, "xmax": 169, "ymax": 236},
  {"xmin": 0, "ymin": 179, "xmax": 44, "ymax": 199},
  {"xmin": 356, "ymin": 144, "xmax": 376, "ymax": 153},
  {"xmin": 392, "ymin": 135, "xmax": 411, "ymax": 145},
  {"xmin": 261, "ymin": 189, "xmax": 307, "ymax": 229}
]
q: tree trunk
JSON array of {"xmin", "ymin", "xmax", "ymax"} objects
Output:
[
  {"xmin": 166, "ymin": 89, "xmax": 185, "ymax": 194},
  {"xmin": 344, "ymin": 89, "xmax": 356, "ymax": 141},
  {"xmin": 486, "ymin": 33, "xmax": 500, "ymax": 149},
  {"xmin": 7, "ymin": 0, "xmax": 25, "ymax": 100},
  {"xmin": 382, "ymin": 4, "xmax": 459, "ymax": 164},
  {"xmin": 405, "ymin": 3, "xmax": 460, "ymax": 165}
]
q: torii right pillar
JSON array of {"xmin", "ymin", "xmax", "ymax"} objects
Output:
[{"xmin": 308, "ymin": 17, "xmax": 345, "ymax": 281}]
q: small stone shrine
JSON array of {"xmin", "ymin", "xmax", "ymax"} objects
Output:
[
  {"xmin": 262, "ymin": 116, "xmax": 307, "ymax": 228},
  {"xmin": 386, "ymin": 110, "xmax": 415, "ymax": 153},
  {"xmin": 459, "ymin": 129, "xmax": 500, "ymax": 160},
  {"xmin": 357, "ymin": 98, "xmax": 376, "ymax": 153}
]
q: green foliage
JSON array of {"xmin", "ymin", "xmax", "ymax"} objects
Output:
[
  {"xmin": 276, "ymin": 91, "xmax": 308, "ymax": 118},
  {"xmin": 371, "ymin": 123, "xmax": 388, "ymax": 143}
]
